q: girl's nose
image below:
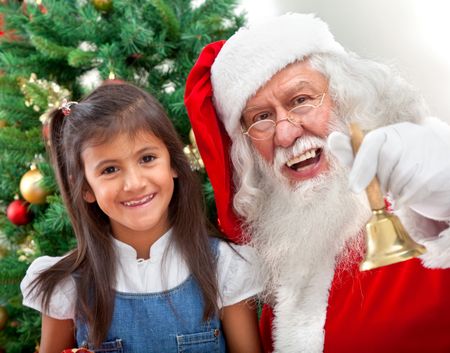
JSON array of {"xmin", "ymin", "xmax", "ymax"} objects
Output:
[{"xmin": 123, "ymin": 168, "xmax": 145, "ymax": 192}]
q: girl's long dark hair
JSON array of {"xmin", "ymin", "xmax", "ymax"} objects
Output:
[{"xmin": 29, "ymin": 83, "xmax": 219, "ymax": 347}]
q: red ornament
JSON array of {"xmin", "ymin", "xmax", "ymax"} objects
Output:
[{"xmin": 6, "ymin": 199, "xmax": 32, "ymax": 226}]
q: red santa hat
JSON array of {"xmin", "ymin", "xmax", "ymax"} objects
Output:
[{"xmin": 184, "ymin": 13, "xmax": 346, "ymax": 242}]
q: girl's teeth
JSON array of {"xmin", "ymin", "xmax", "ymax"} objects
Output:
[{"xmin": 123, "ymin": 194, "xmax": 153, "ymax": 206}]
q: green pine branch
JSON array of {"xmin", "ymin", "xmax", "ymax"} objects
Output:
[{"xmin": 29, "ymin": 34, "xmax": 73, "ymax": 60}]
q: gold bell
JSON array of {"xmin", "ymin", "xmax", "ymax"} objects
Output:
[{"xmin": 350, "ymin": 123, "xmax": 426, "ymax": 271}]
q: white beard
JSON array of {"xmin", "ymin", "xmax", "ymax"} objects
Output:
[
  {"xmin": 244, "ymin": 136, "xmax": 371, "ymax": 352},
  {"xmin": 247, "ymin": 136, "xmax": 370, "ymax": 297}
]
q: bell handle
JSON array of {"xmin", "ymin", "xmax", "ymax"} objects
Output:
[{"xmin": 349, "ymin": 123, "xmax": 385, "ymax": 210}]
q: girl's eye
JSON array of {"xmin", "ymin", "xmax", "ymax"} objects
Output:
[
  {"xmin": 102, "ymin": 166, "xmax": 118, "ymax": 175},
  {"xmin": 142, "ymin": 155, "xmax": 156, "ymax": 163}
]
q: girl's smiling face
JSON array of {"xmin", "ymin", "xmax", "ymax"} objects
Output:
[{"xmin": 82, "ymin": 130, "xmax": 177, "ymax": 243}]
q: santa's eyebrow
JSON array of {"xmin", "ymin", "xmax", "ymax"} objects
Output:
[
  {"xmin": 280, "ymin": 80, "xmax": 315, "ymax": 98},
  {"xmin": 242, "ymin": 105, "xmax": 267, "ymax": 114},
  {"xmin": 242, "ymin": 80, "xmax": 315, "ymax": 115}
]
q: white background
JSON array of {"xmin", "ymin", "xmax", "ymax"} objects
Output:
[{"xmin": 237, "ymin": 0, "xmax": 450, "ymax": 123}]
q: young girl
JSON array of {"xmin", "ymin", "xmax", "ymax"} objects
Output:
[{"xmin": 21, "ymin": 83, "xmax": 263, "ymax": 353}]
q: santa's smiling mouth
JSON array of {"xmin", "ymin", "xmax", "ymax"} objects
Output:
[{"xmin": 286, "ymin": 148, "xmax": 322, "ymax": 171}]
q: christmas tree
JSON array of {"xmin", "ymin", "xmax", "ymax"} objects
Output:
[{"xmin": 0, "ymin": 1, "xmax": 245, "ymax": 351}]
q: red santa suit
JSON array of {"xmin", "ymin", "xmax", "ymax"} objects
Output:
[
  {"xmin": 260, "ymin": 242, "xmax": 450, "ymax": 353},
  {"xmin": 256, "ymin": 203, "xmax": 450, "ymax": 353},
  {"xmin": 184, "ymin": 15, "xmax": 450, "ymax": 353}
]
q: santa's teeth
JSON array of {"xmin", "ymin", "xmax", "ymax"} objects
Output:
[{"xmin": 287, "ymin": 149, "xmax": 317, "ymax": 167}]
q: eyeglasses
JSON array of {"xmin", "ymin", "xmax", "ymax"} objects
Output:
[{"xmin": 242, "ymin": 92, "xmax": 326, "ymax": 140}]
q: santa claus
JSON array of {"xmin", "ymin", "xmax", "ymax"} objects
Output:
[{"xmin": 185, "ymin": 13, "xmax": 450, "ymax": 353}]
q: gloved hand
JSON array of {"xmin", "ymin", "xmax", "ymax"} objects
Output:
[{"xmin": 327, "ymin": 117, "xmax": 450, "ymax": 220}]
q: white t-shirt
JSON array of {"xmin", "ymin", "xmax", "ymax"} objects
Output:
[{"xmin": 21, "ymin": 229, "xmax": 262, "ymax": 320}]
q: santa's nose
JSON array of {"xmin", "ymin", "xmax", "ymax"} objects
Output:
[{"xmin": 274, "ymin": 119, "xmax": 305, "ymax": 148}]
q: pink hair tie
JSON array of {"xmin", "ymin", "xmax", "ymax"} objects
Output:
[{"xmin": 60, "ymin": 98, "xmax": 78, "ymax": 116}]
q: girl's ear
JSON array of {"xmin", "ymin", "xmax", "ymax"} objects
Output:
[
  {"xmin": 83, "ymin": 188, "xmax": 96, "ymax": 203},
  {"xmin": 171, "ymin": 168, "xmax": 178, "ymax": 178}
]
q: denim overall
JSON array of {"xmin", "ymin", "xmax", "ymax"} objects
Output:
[{"xmin": 76, "ymin": 242, "xmax": 226, "ymax": 352}]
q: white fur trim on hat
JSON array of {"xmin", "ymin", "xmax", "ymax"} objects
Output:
[{"xmin": 211, "ymin": 13, "xmax": 346, "ymax": 138}]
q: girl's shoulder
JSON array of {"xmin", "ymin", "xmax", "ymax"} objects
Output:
[
  {"xmin": 21, "ymin": 255, "xmax": 67, "ymax": 291},
  {"xmin": 215, "ymin": 238, "xmax": 257, "ymax": 263},
  {"xmin": 213, "ymin": 238, "xmax": 263, "ymax": 307},
  {"xmin": 25, "ymin": 255, "xmax": 65, "ymax": 274},
  {"xmin": 21, "ymin": 255, "xmax": 76, "ymax": 320}
]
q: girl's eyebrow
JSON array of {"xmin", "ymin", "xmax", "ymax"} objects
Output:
[
  {"xmin": 93, "ymin": 158, "xmax": 118, "ymax": 171},
  {"xmin": 92, "ymin": 146, "xmax": 161, "ymax": 171},
  {"xmin": 136, "ymin": 145, "xmax": 161, "ymax": 154}
]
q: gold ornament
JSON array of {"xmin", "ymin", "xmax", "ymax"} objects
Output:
[
  {"xmin": 20, "ymin": 165, "xmax": 50, "ymax": 204},
  {"xmin": 92, "ymin": 0, "xmax": 113, "ymax": 12},
  {"xmin": 0, "ymin": 306, "xmax": 7, "ymax": 331},
  {"xmin": 183, "ymin": 129, "xmax": 204, "ymax": 171},
  {"xmin": 0, "ymin": 120, "xmax": 6, "ymax": 128}
]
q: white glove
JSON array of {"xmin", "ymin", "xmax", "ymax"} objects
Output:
[{"xmin": 327, "ymin": 117, "xmax": 450, "ymax": 220}]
